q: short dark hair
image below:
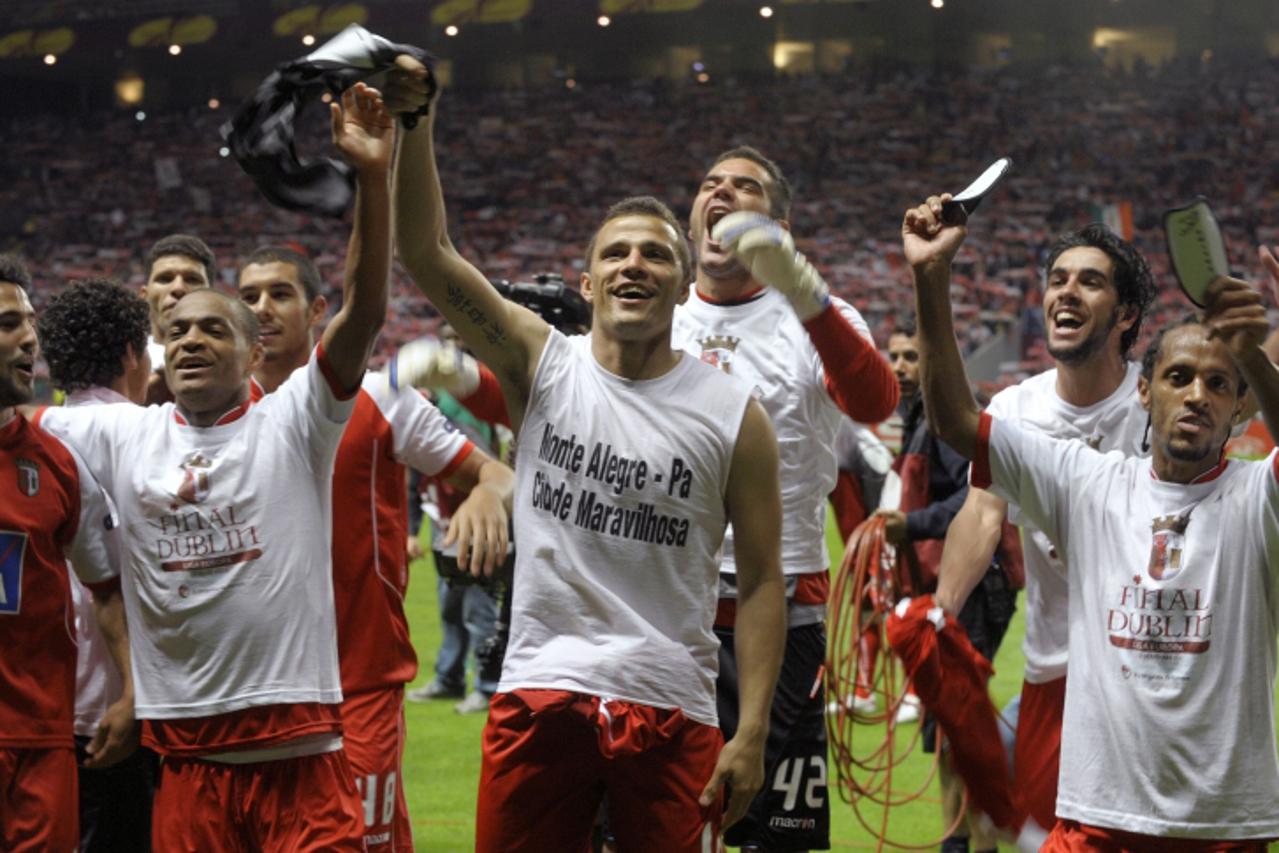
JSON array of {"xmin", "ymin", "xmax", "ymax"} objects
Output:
[
  {"xmin": 1141, "ymin": 313, "xmax": 1248, "ymax": 398},
  {"xmin": 39, "ymin": 278, "xmax": 150, "ymax": 392},
  {"xmin": 0, "ymin": 254, "xmax": 33, "ymax": 289},
  {"xmin": 891, "ymin": 317, "xmax": 918, "ymax": 339},
  {"xmin": 242, "ymin": 246, "xmax": 323, "ymax": 303},
  {"xmin": 147, "ymin": 234, "xmax": 215, "ymax": 280},
  {"xmin": 170, "ymin": 289, "xmax": 261, "ymax": 346},
  {"xmin": 584, "ymin": 196, "xmax": 692, "ymax": 285},
  {"xmin": 1044, "ymin": 224, "xmax": 1155, "ymax": 359},
  {"xmin": 709, "ymin": 145, "xmax": 792, "ymax": 220}
]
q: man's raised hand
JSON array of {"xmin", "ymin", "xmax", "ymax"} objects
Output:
[
  {"xmin": 902, "ymin": 193, "xmax": 968, "ymax": 273},
  {"xmin": 712, "ymin": 211, "xmax": 830, "ymax": 320},
  {"xmin": 331, "ymin": 81, "xmax": 395, "ymax": 174},
  {"xmin": 1204, "ymin": 275, "xmax": 1269, "ymax": 364}
]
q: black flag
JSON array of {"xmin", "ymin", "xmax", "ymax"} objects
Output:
[{"xmin": 222, "ymin": 24, "xmax": 435, "ymax": 218}]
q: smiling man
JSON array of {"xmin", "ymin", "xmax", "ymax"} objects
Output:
[
  {"xmin": 140, "ymin": 235, "xmax": 215, "ymax": 404},
  {"xmin": 392, "ymin": 69, "xmax": 785, "ymax": 852},
  {"xmin": 925, "ymin": 223, "xmax": 1156, "ymax": 837},
  {"xmin": 34, "ymin": 82, "xmax": 400, "ymax": 849},
  {"xmin": 673, "ymin": 147, "xmax": 898, "ymax": 853},
  {"xmin": 903, "ymin": 192, "xmax": 1279, "ymax": 848}
]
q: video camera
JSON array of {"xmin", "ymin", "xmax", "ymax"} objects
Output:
[{"xmin": 492, "ymin": 273, "xmax": 591, "ymax": 335}]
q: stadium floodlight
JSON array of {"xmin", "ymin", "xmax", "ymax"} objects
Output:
[
  {"xmin": 697, "ymin": 72, "xmax": 710, "ymax": 83},
  {"xmin": 445, "ymin": 25, "xmax": 459, "ymax": 37},
  {"xmin": 135, "ymin": 111, "xmax": 146, "ymax": 121},
  {"xmin": 930, "ymin": 0, "xmax": 944, "ymax": 7},
  {"xmin": 597, "ymin": 15, "xmax": 611, "ymax": 27},
  {"xmin": 43, "ymin": 53, "xmax": 57, "ymax": 65},
  {"xmin": 760, "ymin": 5, "xmax": 774, "ymax": 17},
  {"xmin": 218, "ymin": 146, "xmax": 230, "ymax": 157},
  {"xmin": 302, "ymin": 34, "xmax": 316, "ymax": 46},
  {"xmin": 168, "ymin": 44, "xmax": 182, "ymax": 55},
  {"xmin": 208, "ymin": 97, "xmax": 220, "ymax": 109}
]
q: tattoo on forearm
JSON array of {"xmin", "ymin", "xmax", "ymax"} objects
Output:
[{"xmin": 446, "ymin": 281, "xmax": 509, "ymax": 348}]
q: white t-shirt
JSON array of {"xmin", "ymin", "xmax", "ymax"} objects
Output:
[
  {"xmin": 500, "ymin": 332, "xmax": 751, "ymax": 726},
  {"xmin": 985, "ymin": 363, "xmax": 1148, "ymax": 683},
  {"xmin": 981, "ymin": 416, "xmax": 1279, "ymax": 839},
  {"xmin": 146, "ymin": 335, "xmax": 166, "ymax": 373},
  {"xmin": 673, "ymin": 289, "xmax": 872, "ymax": 578},
  {"xmin": 39, "ymin": 350, "xmax": 353, "ymax": 721},
  {"xmin": 63, "ymin": 386, "xmax": 131, "ymax": 738}
]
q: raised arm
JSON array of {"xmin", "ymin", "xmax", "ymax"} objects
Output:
[
  {"xmin": 699, "ymin": 399, "xmax": 785, "ymax": 828},
  {"xmin": 390, "ymin": 68, "xmax": 548, "ymax": 422},
  {"xmin": 321, "ymin": 83, "xmax": 395, "ymax": 392},
  {"xmin": 902, "ymin": 195, "xmax": 981, "ymax": 459},
  {"xmin": 1205, "ymin": 273, "xmax": 1279, "ymax": 437}
]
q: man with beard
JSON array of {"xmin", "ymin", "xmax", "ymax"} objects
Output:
[
  {"xmin": 924, "ymin": 222, "xmax": 1156, "ymax": 839},
  {"xmin": 0, "ymin": 258, "xmax": 133, "ymax": 850},
  {"xmin": 673, "ymin": 148, "xmax": 898, "ymax": 852},
  {"xmin": 904, "ymin": 191, "xmax": 1279, "ymax": 848}
]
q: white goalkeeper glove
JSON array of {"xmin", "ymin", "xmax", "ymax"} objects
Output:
[
  {"xmin": 388, "ymin": 337, "xmax": 481, "ymax": 397},
  {"xmin": 713, "ymin": 211, "xmax": 831, "ymax": 321}
]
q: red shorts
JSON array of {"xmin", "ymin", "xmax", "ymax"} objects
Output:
[
  {"xmin": 342, "ymin": 687, "xmax": 411, "ymax": 851},
  {"xmin": 152, "ymin": 748, "xmax": 364, "ymax": 850},
  {"xmin": 0, "ymin": 746, "xmax": 77, "ymax": 851},
  {"xmin": 1043, "ymin": 819, "xmax": 1273, "ymax": 852},
  {"xmin": 1015, "ymin": 676, "xmax": 1066, "ymax": 830},
  {"xmin": 476, "ymin": 690, "xmax": 723, "ymax": 853}
]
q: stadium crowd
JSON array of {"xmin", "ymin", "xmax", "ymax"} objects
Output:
[{"xmin": 4, "ymin": 54, "xmax": 1279, "ymax": 384}]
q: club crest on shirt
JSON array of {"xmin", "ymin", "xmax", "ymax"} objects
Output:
[
  {"xmin": 1147, "ymin": 512, "xmax": 1190, "ymax": 580},
  {"xmin": 698, "ymin": 335, "xmax": 740, "ymax": 374},
  {"xmin": 175, "ymin": 452, "xmax": 213, "ymax": 505},
  {"xmin": 15, "ymin": 458, "xmax": 39, "ymax": 498}
]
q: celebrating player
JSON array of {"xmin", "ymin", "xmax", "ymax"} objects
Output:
[
  {"xmin": 922, "ymin": 221, "xmax": 1156, "ymax": 834},
  {"xmin": 237, "ymin": 245, "xmax": 514, "ymax": 849},
  {"xmin": 392, "ymin": 66, "xmax": 786, "ymax": 851},
  {"xmin": 677, "ymin": 147, "xmax": 898, "ymax": 852},
  {"xmin": 35, "ymin": 82, "xmax": 397, "ymax": 849},
  {"xmin": 904, "ymin": 193, "xmax": 1279, "ymax": 847},
  {"xmin": 0, "ymin": 258, "xmax": 133, "ymax": 850}
]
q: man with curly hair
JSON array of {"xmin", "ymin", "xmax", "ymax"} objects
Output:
[
  {"xmin": 37, "ymin": 277, "xmax": 155, "ymax": 851},
  {"xmin": 41, "ymin": 278, "xmax": 151, "ymax": 406}
]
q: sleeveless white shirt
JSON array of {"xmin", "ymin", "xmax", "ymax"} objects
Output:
[{"xmin": 500, "ymin": 332, "xmax": 752, "ymax": 726}]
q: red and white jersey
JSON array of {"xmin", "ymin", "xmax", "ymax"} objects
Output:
[
  {"xmin": 0, "ymin": 413, "xmax": 117, "ymax": 748},
  {"xmin": 673, "ymin": 289, "xmax": 872, "ymax": 577},
  {"xmin": 985, "ymin": 363, "xmax": 1147, "ymax": 683},
  {"xmin": 37, "ymin": 348, "xmax": 353, "ymax": 753},
  {"xmin": 976, "ymin": 415, "xmax": 1279, "ymax": 839},
  {"xmin": 502, "ymin": 331, "xmax": 751, "ymax": 726},
  {"xmin": 331, "ymin": 374, "xmax": 473, "ymax": 695}
]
